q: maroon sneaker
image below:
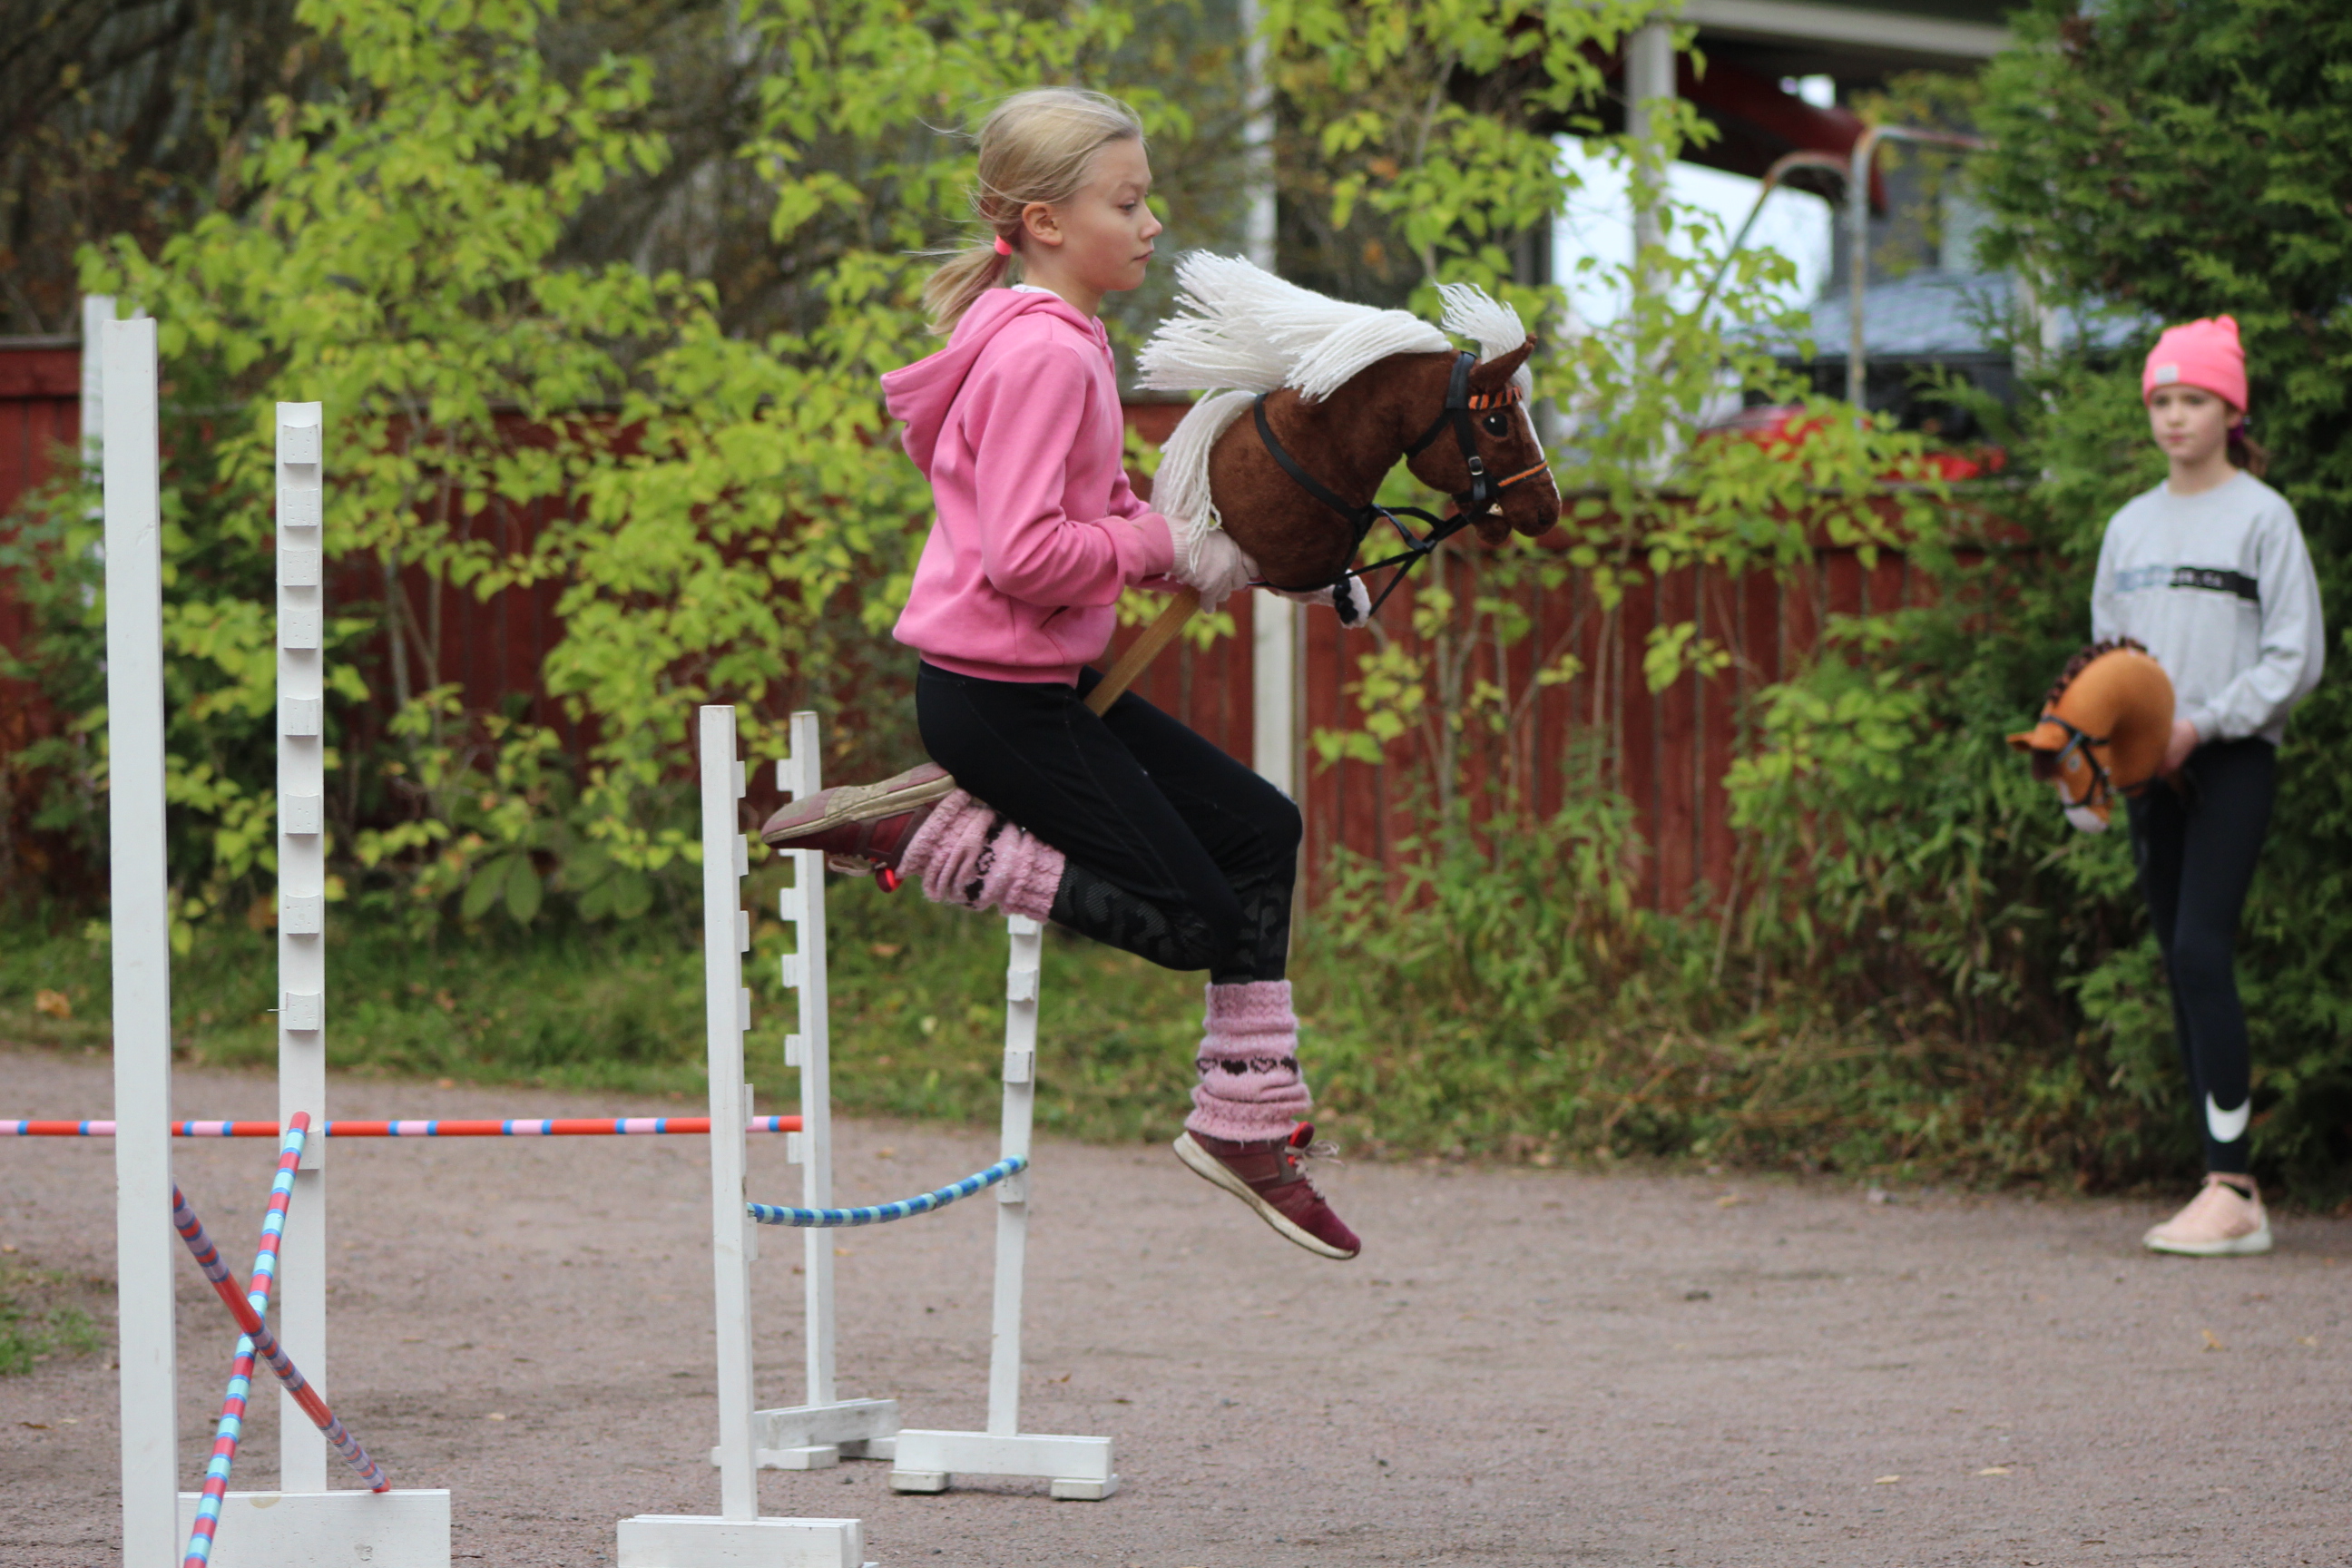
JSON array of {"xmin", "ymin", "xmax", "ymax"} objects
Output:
[
  {"xmin": 1174, "ymin": 1123, "xmax": 1360, "ymax": 1260},
  {"xmin": 759, "ymin": 762, "xmax": 956, "ymax": 888}
]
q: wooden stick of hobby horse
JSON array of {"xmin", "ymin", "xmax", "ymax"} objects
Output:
[{"xmin": 1084, "ymin": 586, "xmax": 1200, "ymax": 716}]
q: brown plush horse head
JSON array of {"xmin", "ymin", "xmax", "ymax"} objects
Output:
[
  {"xmin": 1140, "ymin": 257, "xmax": 1560, "ymax": 615},
  {"xmin": 2008, "ymin": 639, "xmax": 2175, "ymax": 832}
]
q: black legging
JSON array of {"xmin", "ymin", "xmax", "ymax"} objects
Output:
[
  {"xmin": 915, "ymin": 661, "xmax": 1300, "ymax": 984},
  {"xmin": 2125, "ymin": 738, "xmax": 2278, "ymax": 1175}
]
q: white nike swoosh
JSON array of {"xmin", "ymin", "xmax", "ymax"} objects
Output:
[{"xmin": 2206, "ymin": 1094, "xmax": 2251, "ymax": 1143}]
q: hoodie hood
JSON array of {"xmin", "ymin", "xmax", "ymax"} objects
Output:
[{"xmin": 883, "ymin": 289, "xmax": 1110, "ymax": 475}]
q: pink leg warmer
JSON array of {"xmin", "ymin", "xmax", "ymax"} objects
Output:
[
  {"xmin": 1185, "ymin": 979, "xmax": 1312, "ymax": 1142},
  {"xmin": 897, "ymin": 789, "xmax": 1063, "ymax": 921}
]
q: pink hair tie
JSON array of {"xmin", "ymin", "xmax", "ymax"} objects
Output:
[{"xmin": 992, "ymin": 233, "xmax": 1014, "ymax": 257}]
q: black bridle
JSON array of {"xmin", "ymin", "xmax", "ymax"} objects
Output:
[
  {"xmin": 1250, "ymin": 349, "xmax": 1553, "ymax": 620},
  {"xmin": 2037, "ymin": 714, "xmax": 2113, "ymax": 810}
]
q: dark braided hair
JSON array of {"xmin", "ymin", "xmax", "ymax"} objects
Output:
[{"xmin": 2041, "ymin": 637, "xmax": 2150, "ymax": 712}]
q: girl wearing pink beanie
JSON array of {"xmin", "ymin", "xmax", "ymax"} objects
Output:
[{"xmin": 2093, "ymin": 314, "xmax": 2325, "ymax": 1257}]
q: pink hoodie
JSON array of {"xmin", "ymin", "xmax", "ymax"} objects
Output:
[{"xmin": 884, "ymin": 289, "xmax": 1177, "ymax": 685}]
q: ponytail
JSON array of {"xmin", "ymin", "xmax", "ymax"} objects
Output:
[
  {"xmin": 923, "ymin": 239, "xmax": 1017, "ymax": 337},
  {"xmin": 918, "ymin": 87, "xmax": 1144, "ymax": 337},
  {"xmin": 2229, "ymin": 421, "xmax": 2270, "ymax": 478}
]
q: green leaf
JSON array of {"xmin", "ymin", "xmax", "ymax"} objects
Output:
[
  {"xmin": 606, "ymin": 867, "xmax": 652, "ymax": 922},
  {"xmin": 504, "ymin": 855, "xmax": 544, "ymax": 926},
  {"xmin": 462, "ymin": 858, "xmax": 515, "ymax": 924}
]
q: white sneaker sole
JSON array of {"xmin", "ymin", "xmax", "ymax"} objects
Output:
[
  {"xmin": 2143, "ymin": 1218, "xmax": 2273, "ymax": 1256},
  {"xmin": 1172, "ymin": 1133, "xmax": 1356, "ymax": 1260}
]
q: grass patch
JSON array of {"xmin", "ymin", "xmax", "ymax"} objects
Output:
[{"xmin": 0, "ymin": 1257, "xmax": 108, "ymax": 1377}]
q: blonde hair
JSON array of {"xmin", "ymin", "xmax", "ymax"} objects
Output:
[{"xmin": 922, "ymin": 87, "xmax": 1145, "ymax": 336}]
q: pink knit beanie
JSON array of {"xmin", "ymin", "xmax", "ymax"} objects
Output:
[{"xmin": 2141, "ymin": 316, "xmax": 2247, "ymax": 412}]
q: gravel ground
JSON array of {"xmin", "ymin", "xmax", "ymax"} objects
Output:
[{"xmin": 2, "ymin": 1044, "xmax": 2347, "ymax": 1568}]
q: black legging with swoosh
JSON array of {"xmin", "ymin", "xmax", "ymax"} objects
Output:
[{"xmin": 2125, "ymin": 737, "xmax": 2278, "ymax": 1175}]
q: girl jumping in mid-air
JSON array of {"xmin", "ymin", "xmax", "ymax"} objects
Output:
[
  {"xmin": 2097, "ymin": 315, "xmax": 2324, "ymax": 1256},
  {"xmin": 762, "ymin": 87, "xmax": 1360, "ymax": 1259}
]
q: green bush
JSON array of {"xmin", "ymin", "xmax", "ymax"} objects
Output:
[{"xmin": 11, "ymin": 0, "xmax": 1253, "ymax": 936}]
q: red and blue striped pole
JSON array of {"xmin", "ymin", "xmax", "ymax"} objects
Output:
[
  {"xmin": 183, "ymin": 1115, "xmax": 313, "ymax": 1565},
  {"xmin": 170, "ymin": 1128, "xmax": 389, "ymax": 1494},
  {"xmin": 4, "ymin": 1114, "xmax": 799, "ymax": 1138}
]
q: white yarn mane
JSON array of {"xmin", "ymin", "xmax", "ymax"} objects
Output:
[{"xmin": 1137, "ymin": 254, "xmax": 1534, "ymax": 566}]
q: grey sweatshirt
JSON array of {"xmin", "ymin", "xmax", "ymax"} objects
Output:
[{"xmin": 2090, "ymin": 471, "xmax": 2326, "ymax": 746}]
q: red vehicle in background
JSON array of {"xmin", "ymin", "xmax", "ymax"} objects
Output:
[{"xmin": 1700, "ymin": 403, "xmax": 2007, "ymax": 482}]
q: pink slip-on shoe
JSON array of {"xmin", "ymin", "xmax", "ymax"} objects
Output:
[
  {"xmin": 2143, "ymin": 1173, "xmax": 2271, "ymax": 1257},
  {"xmin": 759, "ymin": 762, "xmax": 956, "ymax": 887},
  {"xmin": 1175, "ymin": 1122, "xmax": 1360, "ymax": 1261}
]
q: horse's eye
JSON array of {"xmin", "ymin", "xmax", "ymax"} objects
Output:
[{"xmin": 1480, "ymin": 410, "xmax": 1514, "ymax": 437}]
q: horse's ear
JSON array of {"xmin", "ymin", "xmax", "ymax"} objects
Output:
[{"xmin": 1467, "ymin": 338, "xmax": 1534, "ymax": 396}]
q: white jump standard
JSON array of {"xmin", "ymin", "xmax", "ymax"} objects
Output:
[
  {"xmin": 740, "ymin": 714, "xmax": 900, "ymax": 1471},
  {"xmin": 886, "ymin": 913, "xmax": 1116, "ymax": 1500},
  {"xmin": 102, "ymin": 350, "xmax": 449, "ymax": 1568},
  {"xmin": 616, "ymin": 707, "xmax": 866, "ymax": 1568},
  {"xmin": 729, "ymin": 715, "xmax": 1115, "ymax": 1500},
  {"xmin": 726, "ymin": 715, "xmax": 1117, "ymax": 1501},
  {"xmin": 103, "ymin": 309, "xmax": 180, "ymax": 1568}
]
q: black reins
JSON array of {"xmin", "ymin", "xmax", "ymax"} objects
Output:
[{"xmin": 1249, "ymin": 349, "xmax": 1550, "ymax": 620}]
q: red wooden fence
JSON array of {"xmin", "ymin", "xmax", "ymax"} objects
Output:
[
  {"xmin": 0, "ymin": 339, "xmax": 79, "ymax": 678},
  {"xmin": 1102, "ymin": 538, "xmax": 1925, "ymax": 913},
  {"xmin": 0, "ymin": 339, "xmax": 83, "ymax": 885},
  {"xmin": 0, "ymin": 343, "xmax": 1929, "ymax": 910}
]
